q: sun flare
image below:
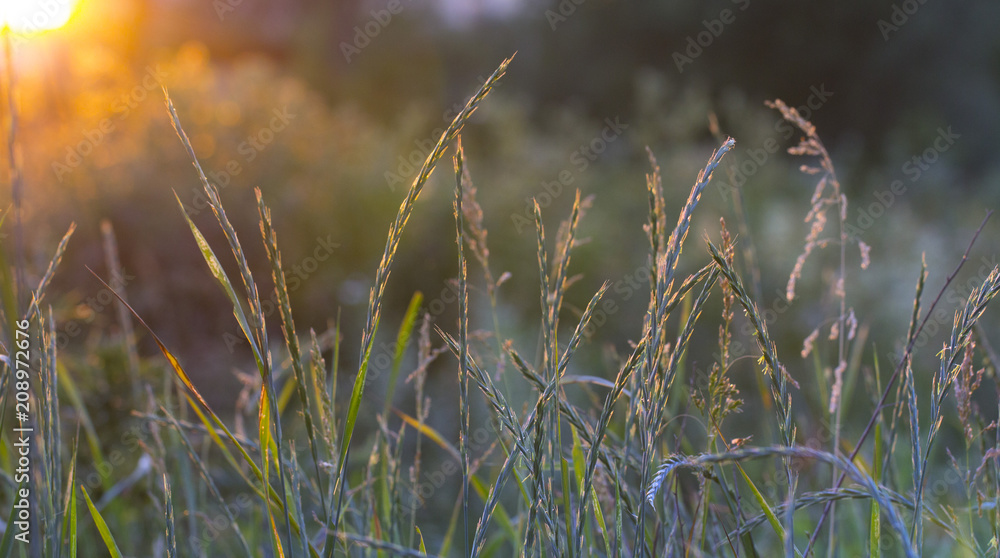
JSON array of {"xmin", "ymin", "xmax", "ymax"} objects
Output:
[{"xmin": 1, "ymin": 0, "xmax": 78, "ymax": 34}]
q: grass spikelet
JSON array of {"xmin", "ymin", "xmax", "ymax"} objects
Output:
[
  {"xmin": 954, "ymin": 342, "xmax": 984, "ymax": 445},
  {"xmin": 28, "ymin": 222, "xmax": 75, "ymax": 319},
  {"xmin": 630, "ymin": 138, "xmax": 734, "ymax": 554},
  {"xmin": 161, "ymin": 473, "xmax": 177, "ymax": 558},
  {"xmin": 644, "ymin": 147, "xmax": 667, "ymax": 262},
  {"xmin": 692, "ymin": 219, "xmax": 743, "ymax": 431},
  {"xmin": 646, "ymin": 455, "xmax": 691, "ymax": 505},
  {"xmin": 653, "ymin": 446, "xmax": 918, "ymax": 557},
  {"xmin": 707, "ymin": 240, "xmax": 796, "ymax": 436},
  {"xmin": 912, "ymin": 265, "xmax": 1000, "ymax": 552},
  {"xmin": 334, "ymin": 55, "xmax": 512, "ymax": 533},
  {"xmin": 167, "ymin": 97, "xmax": 294, "ymax": 550},
  {"xmin": 453, "ymin": 138, "xmax": 472, "ymax": 556},
  {"xmin": 256, "ymin": 188, "xmax": 329, "ymax": 525},
  {"xmin": 657, "ymin": 137, "xmax": 734, "ymax": 309}
]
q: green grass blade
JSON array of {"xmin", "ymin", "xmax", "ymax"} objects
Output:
[
  {"xmin": 384, "ymin": 291, "xmax": 423, "ymax": 417},
  {"xmin": 80, "ymin": 486, "xmax": 123, "ymax": 558},
  {"xmin": 60, "ymin": 432, "xmax": 80, "ymax": 557},
  {"xmin": 737, "ymin": 463, "xmax": 789, "ymax": 550},
  {"xmin": 56, "ymin": 363, "xmax": 110, "ymax": 490},
  {"xmin": 415, "ymin": 526, "xmax": 427, "ymax": 554},
  {"xmin": 561, "ymin": 456, "xmax": 574, "ymax": 558},
  {"xmin": 259, "ymin": 388, "xmax": 285, "ymax": 558},
  {"xmin": 438, "ymin": 495, "xmax": 462, "ymax": 558},
  {"xmin": 173, "ymin": 192, "xmax": 267, "ymax": 376},
  {"xmin": 870, "ymin": 422, "xmax": 882, "ymax": 558},
  {"xmin": 68, "ymin": 476, "xmax": 77, "ymax": 558}
]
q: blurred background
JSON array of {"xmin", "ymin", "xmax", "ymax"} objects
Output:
[{"xmin": 4, "ymin": 0, "xmax": 1000, "ymax": 546}]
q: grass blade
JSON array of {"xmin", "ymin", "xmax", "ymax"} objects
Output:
[
  {"xmin": 172, "ymin": 192, "xmax": 268, "ymax": 376},
  {"xmin": 80, "ymin": 486, "xmax": 123, "ymax": 558},
  {"xmin": 384, "ymin": 291, "xmax": 423, "ymax": 417},
  {"xmin": 870, "ymin": 422, "xmax": 882, "ymax": 558},
  {"xmin": 60, "ymin": 432, "xmax": 80, "ymax": 558}
]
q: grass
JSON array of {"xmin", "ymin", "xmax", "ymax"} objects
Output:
[{"xmin": 2, "ymin": 53, "xmax": 1000, "ymax": 557}]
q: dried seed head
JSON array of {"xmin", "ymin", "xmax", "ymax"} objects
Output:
[
  {"xmin": 955, "ymin": 342, "xmax": 984, "ymax": 444},
  {"xmin": 801, "ymin": 327, "xmax": 820, "ymax": 358},
  {"xmin": 833, "ymin": 276, "xmax": 845, "ymax": 299},
  {"xmin": 828, "ymin": 359, "xmax": 847, "ymax": 414},
  {"xmin": 858, "ymin": 240, "xmax": 871, "ymax": 270},
  {"xmin": 846, "ymin": 308, "xmax": 858, "ymax": 340}
]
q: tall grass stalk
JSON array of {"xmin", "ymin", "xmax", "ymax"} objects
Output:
[
  {"xmin": 633, "ymin": 137, "xmax": 734, "ymax": 555},
  {"xmin": 166, "ymin": 92, "xmax": 295, "ymax": 555},
  {"xmin": 453, "ymin": 139, "xmax": 472, "ymax": 556},
  {"xmin": 333, "ymin": 54, "xmax": 512, "ymax": 535},
  {"xmin": 805, "ymin": 211, "xmax": 993, "ymax": 554},
  {"xmin": 766, "ymin": 98, "xmax": 866, "ymax": 555}
]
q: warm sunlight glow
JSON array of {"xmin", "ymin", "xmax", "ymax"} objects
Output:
[{"xmin": 1, "ymin": 0, "xmax": 77, "ymax": 34}]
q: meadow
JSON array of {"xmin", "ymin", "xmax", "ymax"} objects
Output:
[{"xmin": 2, "ymin": 6, "xmax": 1000, "ymax": 557}]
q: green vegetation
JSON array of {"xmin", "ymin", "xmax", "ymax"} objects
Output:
[{"xmin": 3, "ymin": 52, "xmax": 1000, "ymax": 557}]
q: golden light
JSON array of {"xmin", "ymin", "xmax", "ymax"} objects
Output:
[{"xmin": 1, "ymin": 0, "xmax": 78, "ymax": 34}]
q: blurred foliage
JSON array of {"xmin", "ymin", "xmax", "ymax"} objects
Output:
[{"xmin": 4, "ymin": 0, "xmax": 999, "ymax": 489}]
